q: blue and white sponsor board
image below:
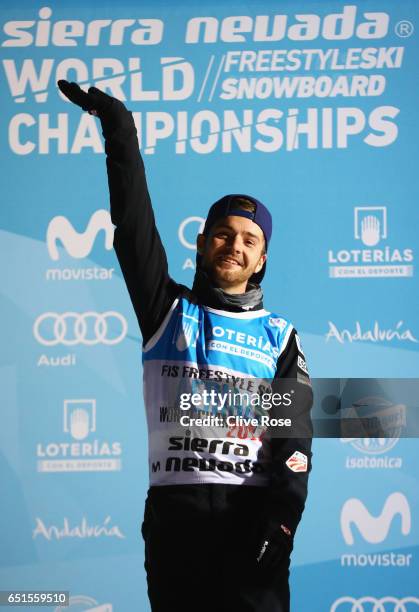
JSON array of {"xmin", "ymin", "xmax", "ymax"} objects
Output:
[{"xmin": 1, "ymin": 1, "xmax": 418, "ymax": 610}]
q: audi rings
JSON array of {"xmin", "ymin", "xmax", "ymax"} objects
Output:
[
  {"xmin": 331, "ymin": 595, "xmax": 419, "ymax": 612},
  {"xmin": 33, "ymin": 311, "xmax": 128, "ymax": 346}
]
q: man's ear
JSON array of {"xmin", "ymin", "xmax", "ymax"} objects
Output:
[
  {"xmin": 254, "ymin": 252, "xmax": 267, "ymax": 273},
  {"xmin": 197, "ymin": 233, "xmax": 206, "ymax": 255}
]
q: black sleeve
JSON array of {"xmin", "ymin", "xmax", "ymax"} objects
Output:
[
  {"xmin": 100, "ymin": 108, "xmax": 180, "ymax": 345},
  {"xmin": 266, "ymin": 328, "xmax": 313, "ymax": 536}
]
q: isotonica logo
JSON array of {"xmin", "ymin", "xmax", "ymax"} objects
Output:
[
  {"xmin": 328, "ymin": 206, "xmax": 414, "ymax": 278},
  {"xmin": 340, "ymin": 394, "xmax": 403, "ymax": 469}
]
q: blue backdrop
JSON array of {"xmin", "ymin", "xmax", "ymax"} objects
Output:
[{"xmin": 1, "ymin": 1, "xmax": 418, "ymax": 610}]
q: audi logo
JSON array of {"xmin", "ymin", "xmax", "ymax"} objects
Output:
[
  {"xmin": 178, "ymin": 216, "xmax": 205, "ymax": 250},
  {"xmin": 331, "ymin": 595, "xmax": 419, "ymax": 611},
  {"xmin": 33, "ymin": 311, "xmax": 128, "ymax": 346}
]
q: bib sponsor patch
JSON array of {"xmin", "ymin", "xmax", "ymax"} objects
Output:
[
  {"xmin": 297, "ymin": 355, "xmax": 308, "ymax": 374},
  {"xmin": 286, "ymin": 451, "xmax": 308, "ymax": 472},
  {"xmin": 268, "ymin": 317, "xmax": 287, "ymax": 331}
]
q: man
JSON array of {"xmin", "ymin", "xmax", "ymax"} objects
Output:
[{"xmin": 57, "ymin": 81, "xmax": 313, "ymax": 612}]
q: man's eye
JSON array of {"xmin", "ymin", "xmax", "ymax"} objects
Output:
[{"xmin": 246, "ymin": 240, "xmax": 255, "ymax": 246}]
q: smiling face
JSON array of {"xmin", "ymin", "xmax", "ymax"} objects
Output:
[{"xmin": 197, "ymin": 215, "xmax": 267, "ymax": 294}]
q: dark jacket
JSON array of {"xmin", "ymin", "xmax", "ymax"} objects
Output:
[{"xmin": 102, "ymin": 106, "xmax": 313, "ymax": 538}]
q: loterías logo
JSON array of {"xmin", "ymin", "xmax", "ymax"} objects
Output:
[
  {"xmin": 36, "ymin": 398, "xmax": 122, "ymax": 474},
  {"xmin": 330, "ymin": 595, "xmax": 419, "ymax": 611},
  {"xmin": 64, "ymin": 399, "xmax": 96, "ymax": 441},
  {"xmin": 355, "ymin": 206, "xmax": 387, "ymax": 247},
  {"xmin": 328, "ymin": 207, "xmax": 414, "ymax": 279}
]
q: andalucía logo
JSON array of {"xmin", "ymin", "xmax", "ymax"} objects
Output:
[
  {"xmin": 33, "ymin": 516, "xmax": 125, "ymax": 541},
  {"xmin": 326, "ymin": 321, "xmax": 418, "ymax": 344},
  {"xmin": 328, "ymin": 206, "xmax": 414, "ymax": 278},
  {"xmin": 36, "ymin": 399, "xmax": 122, "ymax": 473}
]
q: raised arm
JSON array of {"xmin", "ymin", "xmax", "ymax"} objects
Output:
[{"xmin": 57, "ymin": 81, "xmax": 180, "ymax": 344}]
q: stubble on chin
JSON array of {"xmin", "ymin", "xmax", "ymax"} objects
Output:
[{"xmin": 209, "ymin": 264, "xmax": 249, "ymax": 287}]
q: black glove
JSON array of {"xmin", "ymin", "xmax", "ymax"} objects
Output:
[
  {"xmin": 57, "ymin": 80, "xmax": 126, "ymax": 120},
  {"xmin": 255, "ymin": 520, "xmax": 293, "ymax": 575}
]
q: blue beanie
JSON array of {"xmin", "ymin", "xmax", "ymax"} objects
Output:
[{"xmin": 200, "ymin": 194, "xmax": 272, "ymax": 284}]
